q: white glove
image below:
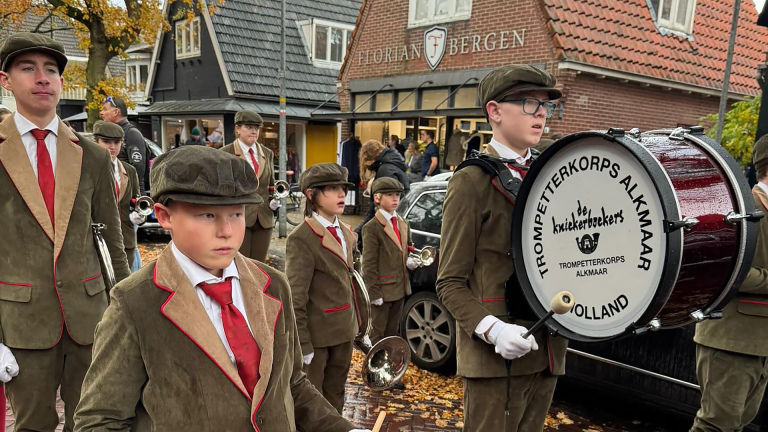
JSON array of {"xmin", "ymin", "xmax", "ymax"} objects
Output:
[
  {"xmin": 424, "ymin": 175, "xmax": 431, "ymax": 181},
  {"xmin": 488, "ymin": 322, "xmax": 538, "ymax": 360},
  {"xmin": 0, "ymin": 343, "xmax": 19, "ymax": 383},
  {"xmin": 362, "ymin": 334, "xmax": 372, "ymax": 347},
  {"xmin": 303, "ymin": 352, "xmax": 314, "ymax": 365},
  {"xmin": 371, "ymin": 298, "xmax": 384, "ymax": 306},
  {"xmin": 269, "ymin": 199, "xmax": 281, "ymax": 211},
  {"xmin": 129, "ymin": 211, "xmax": 145, "ymax": 226},
  {"xmin": 406, "ymin": 257, "xmax": 419, "ymax": 270}
]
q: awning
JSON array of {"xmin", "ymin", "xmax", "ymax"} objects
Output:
[
  {"xmin": 140, "ymin": 98, "xmax": 340, "ymax": 119},
  {"xmin": 311, "ymin": 107, "xmax": 484, "ymax": 121}
]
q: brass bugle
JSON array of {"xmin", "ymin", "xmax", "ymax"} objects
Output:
[
  {"xmin": 130, "ymin": 196, "xmax": 155, "ymax": 217},
  {"xmin": 270, "ymin": 180, "xmax": 291, "ymax": 200},
  {"xmin": 408, "ymin": 246, "xmax": 436, "ymax": 267}
]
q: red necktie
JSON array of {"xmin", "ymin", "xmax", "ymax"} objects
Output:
[
  {"xmin": 31, "ymin": 129, "xmax": 55, "ymax": 225},
  {"xmin": 507, "ymin": 159, "xmax": 531, "ymax": 179},
  {"xmin": 115, "ymin": 180, "xmax": 120, "ymax": 198},
  {"xmin": 198, "ymin": 278, "xmax": 261, "ymax": 397},
  {"xmin": 249, "ymin": 148, "xmax": 259, "ymax": 174},
  {"xmin": 327, "ymin": 226, "xmax": 343, "ymax": 246},
  {"xmin": 391, "ymin": 216, "xmax": 401, "ymax": 243}
]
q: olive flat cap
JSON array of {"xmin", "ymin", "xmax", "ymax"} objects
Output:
[
  {"xmin": 150, "ymin": 146, "xmax": 263, "ymax": 206},
  {"xmin": 299, "ymin": 163, "xmax": 354, "ymax": 192},
  {"xmin": 371, "ymin": 177, "xmax": 404, "ymax": 195},
  {"xmin": 235, "ymin": 110, "xmax": 263, "ymax": 126},
  {"xmin": 1, "ymin": 33, "xmax": 67, "ymax": 73},
  {"xmin": 754, "ymin": 134, "xmax": 768, "ymax": 171},
  {"xmin": 92, "ymin": 121, "xmax": 124, "ymax": 140},
  {"xmin": 478, "ymin": 65, "xmax": 562, "ymax": 117}
]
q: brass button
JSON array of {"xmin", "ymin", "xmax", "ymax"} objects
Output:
[{"xmin": 56, "ymin": 281, "xmax": 63, "ymax": 288}]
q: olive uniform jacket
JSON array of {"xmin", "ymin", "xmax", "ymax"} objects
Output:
[
  {"xmin": 286, "ymin": 217, "xmax": 359, "ymax": 356},
  {"xmin": 221, "ymin": 141, "xmax": 275, "ymax": 229},
  {"xmin": 436, "ymin": 145, "xmax": 568, "ymax": 378},
  {"xmin": 0, "ymin": 116, "xmax": 130, "ymax": 350},
  {"xmin": 74, "ymin": 248, "xmax": 355, "ymax": 432},
  {"xmin": 695, "ymin": 185, "xmax": 768, "ymax": 357},
  {"xmin": 118, "ymin": 161, "xmax": 140, "ymax": 250},
  {"xmin": 362, "ymin": 212, "xmax": 412, "ymax": 302}
]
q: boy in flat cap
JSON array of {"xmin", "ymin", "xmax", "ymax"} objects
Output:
[
  {"xmin": 0, "ymin": 32, "xmax": 130, "ymax": 431},
  {"xmin": 361, "ymin": 177, "xmax": 417, "ymax": 379},
  {"xmin": 222, "ymin": 110, "xmax": 281, "ymax": 262},
  {"xmin": 93, "ymin": 120, "xmax": 145, "ymax": 270},
  {"xmin": 74, "ymin": 147, "xmax": 371, "ymax": 432},
  {"xmin": 286, "ymin": 163, "xmax": 361, "ymax": 413},
  {"xmin": 690, "ymin": 135, "xmax": 768, "ymax": 432},
  {"xmin": 436, "ymin": 64, "xmax": 567, "ymax": 432}
]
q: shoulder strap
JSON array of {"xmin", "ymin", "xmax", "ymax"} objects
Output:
[{"xmin": 455, "ymin": 150, "xmax": 539, "ymax": 197}]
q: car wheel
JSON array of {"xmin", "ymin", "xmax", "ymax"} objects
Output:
[{"xmin": 400, "ymin": 291, "xmax": 456, "ymax": 375}]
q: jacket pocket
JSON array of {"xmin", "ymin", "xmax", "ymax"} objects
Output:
[
  {"xmin": 0, "ymin": 281, "xmax": 32, "ymax": 303},
  {"xmin": 324, "ymin": 303, "xmax": 350, "ymax": 314},
  {"xmin": 737, "ymin": 299, "xmax": 768, "ymax": 317},
  {"xmin": 83, "ymin": 274, "xmax": 106, "ymax": 296}
]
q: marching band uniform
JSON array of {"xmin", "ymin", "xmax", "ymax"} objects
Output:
[
  {"xmin": 436, "ymin": 65, "xmax": 567, "ymax": 432},
  {"xmin": 74, "ymin": 147, "xmax": 361, "ymax": 432},
  {"xmin": 221, "ymin": 110, "xmax": 275, "ymax": 262},
  {"xmin": 691, "ymin": 135, "xmax": 768, "ymax": 431},
  {"xmin": 286, "ymin": 163, "xmax": 359, "ymax": 413},
  {"xmin": 362, "ymin": 177, "xmax": 413, "ymax": 342},
  {"xmin": 0, "ymin": 33, "xmax": 130, "ymax": 431}
]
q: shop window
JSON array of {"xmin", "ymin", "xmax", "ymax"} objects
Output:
[
  {"xmin": 375, "ymin": 93, "xmax": 393, "ymax": 112},
  {"xmin": 175, "ymin": 17, "xmax": 201, "ymax": 59},
  {"xmin": 396, "ymin": 91, "xmax": 417, "ymax": 111},
  {"xmin": 309, "ymin": 20, "xmax": 354, "ymax": 67},
  {"xmin": 453, "ymin": 87, "xmax": 478, "ymax": 108},
  {"xmin": 408, "ymin": 0, "xmax": 472, "ymax": 28},
  {"xmin": 420, "ymin": 88, "xmax": 449, "ymax": 110},
  {"xmin": 354, "ymin": 93, "xmax": 373, "ymax": 112},
  {"xmin": 650, "ymin": 0, "xmax": 696, "ymax": 34}
]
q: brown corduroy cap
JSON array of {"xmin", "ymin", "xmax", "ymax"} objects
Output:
[
  {"xmin": 477, "ymin": 64, "xmax": 562, "ymax": 117},
  {"xmin": 371, "ymin": 177, "xmax": 404, "ymax": 195},
  {"xmin": 299, "ymin": 163, "xmax": 354, "ymax": 192},
  {"xmin": 0, "ymin": 33, "xmax": 67, "ymax": 73},
  {"xmin": 150, "ymin": 146, "xmax": 263, "ymax": 206},
  {"xmin": 753, "ymin": 134, "xmax": 768, "ymax": 171},
  {"xmin": 92, "ymin": 121, "xmax": 124, "ymax": 140},
  {"xmin": 235, "ymin": 110, "xmax": 263, "ymax": 126}
]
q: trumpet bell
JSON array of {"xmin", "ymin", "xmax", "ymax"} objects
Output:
[
  {"xmin": 362, "ymin": 336, "xmax": 411, "ymax": 390},
  {"xmin": 133, "ymin": 196, "xmax": 155, "ymax": 217},
  {"xmin": 273, "ymin": 180, "xmax": 291, "ymax": 200},
  {"xmin": 409, "ymin": 246, "xmax": 436, "ymax": 267}
]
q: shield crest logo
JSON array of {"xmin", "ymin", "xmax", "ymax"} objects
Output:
[{"xmin": 424, "ymin": 26, "xmax": 447, "ymax": 70}]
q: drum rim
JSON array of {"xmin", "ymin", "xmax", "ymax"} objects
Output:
[{"xmin": 512, "ymin": 130, "xmax": 683, "ymax": 343}]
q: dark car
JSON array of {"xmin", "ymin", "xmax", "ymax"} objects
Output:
[{"xmin": 397, "ymin": 177, "xmax": 768, "ymax": 430}]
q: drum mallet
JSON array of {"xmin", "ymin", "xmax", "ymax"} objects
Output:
[
  {"xmin": 521, "ymin": 291, "xmax": 574, "ymax": 339},
  {"xmin": 371, "ymin": 410, "xmax": 387, "ymax": 432}
]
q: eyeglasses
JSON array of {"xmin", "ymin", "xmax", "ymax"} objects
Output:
[{"xmin": 497, "ymin": 97, "xmax": 557, "ymax": 119}]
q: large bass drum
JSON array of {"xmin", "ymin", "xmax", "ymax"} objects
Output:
[{"xmin": 512, "ymin": 127, "xmax": 762, "ymax": 343}]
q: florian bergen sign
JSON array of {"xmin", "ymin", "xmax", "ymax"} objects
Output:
[
  {"xmin": 357, "ymin": 26, "xmax": 526, "ymax": 70},
  {"xmin": 520, "ymin": 138, "xmax": 667, "ymax": 339}
]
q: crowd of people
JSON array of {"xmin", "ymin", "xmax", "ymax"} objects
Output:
[{"xmin": 1, "ymin": 30, "xmax": 767, "ymax": 432}]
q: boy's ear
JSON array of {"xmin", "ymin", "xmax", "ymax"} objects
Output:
[
  {"xmin": 155, "ymin": 203, "xmax": 172, "ymax": 229},
  {"xmin": 304, "ymin": 188, "xmax": 312, "ymax": 199}
]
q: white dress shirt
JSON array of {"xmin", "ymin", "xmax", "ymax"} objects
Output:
[
  {"xmin": 758, "ymin": 182, "xmax": 768, "ymax": 196},
  {"xmin": 488, "ymin": 138, "xmax": 531, "ymax": 181},
  {"xmin": 313, "ymin": 212, "xmax": 347, "ymax": 259},
  {"xmin": 237, "ymin": 139, "xmax": 260, "ymax": 172},
  {"xmin": 171, "ymin": 242, "xmax": 253, "ymax": 366},
  {"xmin": 378, "ymin": 209, "xmax": 398, "ymax": 230},
  {"xmin": 112, "ymin": 158, "xmax": 121, "ymax": 185},
  {"xmin": 15, "ymin": 113, "xmax": 58, "ymax": 179}
]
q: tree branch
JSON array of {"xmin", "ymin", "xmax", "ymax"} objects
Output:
[{"xmin": 45, "ymin": 0, "xmax": 88, "ymax": 26}]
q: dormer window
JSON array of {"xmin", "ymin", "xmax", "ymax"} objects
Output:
[
  {"xmin": 175, "ymin": 17, "xmax": 201, "ymax": 59},
  {"xmin": 651, "ymin": 0, "xmax": 696, "ymax": 34},
  {"xmin": 299, "ymin": 19, "xmax": 354, "ymax": 68}
]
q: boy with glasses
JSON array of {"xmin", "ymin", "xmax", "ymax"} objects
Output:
[{"xmin": 436, "ymin": 65, "xmax": 567, "ymax": 432}]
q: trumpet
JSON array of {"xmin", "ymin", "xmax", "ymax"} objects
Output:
[
  {"xmin": 408, "ymin": 246, "xmax": 436, "ymax": 267},
  {"xmin": 351, "ymin": 269, "xmax": 411, "ymax": 390},
  {"xmin": 91, "ymin": 223, "xmax": 116, "ymax": 293},
  {"xmin": 269, "ymin": 180, "xmax": 291, "ymax": 200},
  {"xmin": 130, "ymin": 196, "xmax": 155, "ymax": 217}
]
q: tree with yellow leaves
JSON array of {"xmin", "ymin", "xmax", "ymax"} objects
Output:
[
  {"xmin": 702, "ymin": 95, "xmax": 762, "ymax": 167},
  {"xmin": 0, "ymin": 0, "xmax": 221, "ymax": 128}
]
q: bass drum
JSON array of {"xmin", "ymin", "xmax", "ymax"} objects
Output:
[{"xmin": 512, "ymin": 128, "xmax": 761, "ymax": 343}]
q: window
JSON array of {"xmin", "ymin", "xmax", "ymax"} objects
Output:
[
  {"xmin": 408, "ymin": 0, "xmax": 472, "ymax": 28},
  {"xmin": 175, "ymin": 17, "xmax": 201, "ymax": 59},
  {"xmin": 420, "ymin": 88, "xmax": 449, "ymax": 110},
  {"xmin": 310, "ymin": 20, "xmax": 354, "ymax": 66},
  {"xmin": 405, "ymin": 191, "xmax": 446, "ymax": 247},
  {"xmin": 655, "ymin": 0, "xmax": 696, "ymax": 34}
]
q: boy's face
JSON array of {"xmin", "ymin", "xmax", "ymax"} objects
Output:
[
  {"xmin": 156, "ymin": 201, "xmax": 246, "ymax": 276},
  {"xmin": 486, "ymin": 90, "xmax": 551, "ymax": 151},
  {"xmin": 375, "ymin": 192, "xmax": 400, "ymax": 213},
  {"xmin": 96, "ymin": 137, "xmax": 122, "ymax": 161},
  {"xmin": 0, "ymin": 52, "xmax": 62, "ymax": 119},
  {"xmin": 236, "ymin": 124, "xmax": 260, "ymax": 146},
  {"xmin": 310, "ymin": 185, "xmax": 347, "ymax": 217}
]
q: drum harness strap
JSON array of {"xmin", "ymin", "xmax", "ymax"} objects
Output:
[{"xmin": 454, "ymin": 149, "xmax": 541, "ymax": 418}]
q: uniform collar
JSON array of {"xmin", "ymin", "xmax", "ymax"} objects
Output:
[
  {"xmin": 170, "ymin": 242, "xmax": 239, "ymax": 287},
  {"xmin": 237, "ymin": 139, "xmax": 259, "ymax": 157},
  {"xmin": 312, "ymin": 212, "xmax": 339, "ymax": 228},
  {"xmin": 14, "ymin": 112, "xmax": 58, "ymax": 138},
  {"xmin": 489, "ymin": 138, "xmax": 530, "ymax": 163},
  {"xmin": 378, "ymin": 208, "xmax": 397, "ymax": 220},
  {"xmin": 758, "ymin": 182, "xmax": 768, "ymax": 197}
]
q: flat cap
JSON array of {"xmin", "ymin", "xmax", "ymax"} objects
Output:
[
  {"xmin": 478, "ymin": 65, "xmax": 561, "ymax": 117},
  {"xmin": 235, "ymin": 110, "xmax": 263, "ymax": 126},
  {"xmin": 299, "ymin": 163, "xmax": 354, "ymax": 192},
  {"xmin": 150, "ymin": 146, "xmax": 263, "ymax": 206},
  {"xmin": 371, "ymin": 177, "xmax": 404, "ymax": 195},
  {"xmin": 92, "ymin": 121, "xmax": 124, "ymax": 140},
  {"xmin": 754, "ymin": 134, "xmax": 768, "ymax": 171},
  {"xmin": 1, "ymin": 33, "xmax": 67, "ymax": 73}
]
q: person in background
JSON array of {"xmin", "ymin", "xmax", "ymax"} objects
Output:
[
  {"xmin": 184, "ymin": 127, "xmax": 205, "ymax": 146},
  {"xmin": 405, "ymin": 141, "xmax": 422, "ymax": 183},
  {"xmin": 419, "ymin": 130, "xmax": 440, "ymax": 180},
  {"xmin": 0, "ymin": 105, "xmax": 11, "ymax": 122},
  {"xmin": 388, "ymin": 134, "xmax": 406, "ymax": 158},
  {"xmin": 99, "ymin": 96, "xmax": 148, "ymax": 195}
]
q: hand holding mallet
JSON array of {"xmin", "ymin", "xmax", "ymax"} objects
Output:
[{"xmin": 522, "ymin": 291, "xmax": 574, "ymax": 339}]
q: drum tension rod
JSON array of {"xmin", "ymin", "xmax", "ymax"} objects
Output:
[
  {"xmin": 663, "ymin": 217, "xmax": 700, "ymax": 233},
  {"xmin": 690, "ymin": 309, "xmax": 724, "ymax": 322},
  {"xmin": 724, "ymin": 210, "xmax": 764, "ymax": 225}
]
